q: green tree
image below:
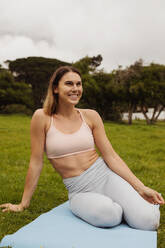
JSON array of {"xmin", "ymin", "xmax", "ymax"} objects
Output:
[
  {"xmin": 74, "ymin": 55, "xmax": 102, "ymax": 74},
  {"xmin": 75, "ymin": 55, "xmax": 121, "ymax": 121},
  {"xmin": 138, "ymin": 63, "xmax": 165, "ymax": 124},
  {"xmin": 0, "ymin": 70, "xmax": 33, "ymax": 112},
  {"xmin": 75, "ymin": 54, "xmax": 119, "ymax": 120},
  {"xmin": 92, "ymin": 71, "xmax": 122, "ymax": 120},
  {"xmin": 6, "ymin": 57, "xmax": 70, "ymax": 110},
  {"xmin": 113, "ymin": 61, "xmax": 165, "ymax": 124},
  {"xmin": 113, "ymin": 60, "xmax": 143, "ymax": 124}
]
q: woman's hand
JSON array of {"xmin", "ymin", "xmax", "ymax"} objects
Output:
[
  {"xmin": 138, "ymin": 186, "xmax": 165, "ymax": 205},
  {"xmin": 0, "ymin": 203, "xmax": 24, "ymax": 212}
]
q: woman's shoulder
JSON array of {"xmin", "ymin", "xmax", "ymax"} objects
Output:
[
  {"xmin": 32, "ymin": 108, "xmax": 50, "ymax": 118},
  {"xmin": 31, "ymin": 108, "xmax": 50, "ymax": 126},
  {"xmin": 78, "ymin": 108, "xmax": 100, "ymax": 118},
  {"xmin": 77, "ymin": 108, "xmax": 101, "ymax": 128}
]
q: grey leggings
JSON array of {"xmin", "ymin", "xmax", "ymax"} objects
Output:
[{"xmin": 63, "ymin": 157, "xmax": 160, "ymax": 231}]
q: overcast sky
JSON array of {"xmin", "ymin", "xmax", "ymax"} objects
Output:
[{"xmin": 0, "ymin": 0, "xmax": 165, "ymax": 72}]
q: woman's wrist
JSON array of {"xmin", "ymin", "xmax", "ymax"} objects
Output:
[
  {"xmin": 20, "ymin": 202, "xmax": 29, "ymax": 210},
  {"xmin": 133, "ymin": 182, "xmax": 146, "ymax": 194}
]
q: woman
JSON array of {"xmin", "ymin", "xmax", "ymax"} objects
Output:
[{"xmin": 0, "ymin": 66, "xmax": 164, "ymax": 230}]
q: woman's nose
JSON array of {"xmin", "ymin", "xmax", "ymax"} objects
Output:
[{"xmin": 72, "ymin": 84, "xmax": 78, "ymax": 90}]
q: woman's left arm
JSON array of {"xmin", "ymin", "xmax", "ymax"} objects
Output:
[{"xmin": 89, "ymin": 110, "xmax": 164, "ymax": 205}]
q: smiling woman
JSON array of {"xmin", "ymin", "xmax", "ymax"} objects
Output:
[
  {"xmin": 43, "ymin": 66, "xmax": 83, "ymax": 116},
  {"xmin": 0, "ymin": 65, "xmax": 164, "ymax": 231},
  {"xmin": 53, "ymin": 72, "xmax": 83, "ymax": 106}
]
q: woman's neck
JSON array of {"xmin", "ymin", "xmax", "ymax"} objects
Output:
[{"xmin": 55, "ymin": 104, "xmax": 78, "ymax": 119}]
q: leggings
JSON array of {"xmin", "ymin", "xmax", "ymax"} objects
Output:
[{"xmin": 63, "ymin": 157, "xmax": 160, "ymax": 231}]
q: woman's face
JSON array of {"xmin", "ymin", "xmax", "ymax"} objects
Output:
[{"xmin": 54, "ymin": 72, "xmax": 83, "ymax": 105}]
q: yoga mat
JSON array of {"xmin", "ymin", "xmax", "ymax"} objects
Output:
[{"xmin": 0, "ymin": 201, "xmax": 157, "ymax": 248}]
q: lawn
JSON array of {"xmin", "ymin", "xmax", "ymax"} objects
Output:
[{"xmin": 0, "ymin": 114, "xmax": 165, "ymax": 247}]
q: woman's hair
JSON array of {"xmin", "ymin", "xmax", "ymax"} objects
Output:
[{"xmin": 43, "ymin": 65, "xmax": 81, "ymax": 116}]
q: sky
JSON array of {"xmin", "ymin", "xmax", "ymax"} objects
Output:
[{"xmin": 0, "ymin": 0, "xmax": 165, "ymax": 72}]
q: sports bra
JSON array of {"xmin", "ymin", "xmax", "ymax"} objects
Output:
[{"xmin": 45, "ymin": 109, "xmax": 95, "ymax": 159}]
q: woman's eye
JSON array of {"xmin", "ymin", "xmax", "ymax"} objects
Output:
[
  {"xmin": 66, "ymin": 82, "xmax": 72, "ymax": 85},
  {"xmin": 65, "ymin": 81, "xmax": 82, "ymax": 86}
]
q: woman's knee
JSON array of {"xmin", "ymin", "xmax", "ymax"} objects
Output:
[
  {"xmin": 70, "ymin": 192, "xmax": 123, "ymax": 227},
  {"xmin": 142, "ymin": 208, "xmax": 160, "ymax": 230},
  {"xmin": 94, "ymin": 202, "xmax": 123, "ymax": 227},
  {"xmin": 125, "ymin": 206, "xmax": 160, "ymax": 231}
]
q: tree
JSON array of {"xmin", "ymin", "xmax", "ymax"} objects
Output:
[
  {"xmin": 6, "ymin": 57, "xmax": 70, "ymax": 110},
  {"xmin": 92, "ymin": 71, "xmax": 121, "ymax": 120},
  {"xmin": 113, "ymin": 61, "xmax": 165, "ymax": 124},
  {"xmin": 113, "ymin": 59, "xmax": 143, "ymax": 124},
  {"xmin": 74, "ymin": 55, "xmax": 122, "ymax": 120},
  {"xmin": 73, "ymin": 55, "xmax": 103, "ymax": 74},
  {"xmin": 0, "ymin": 70, "xmax": 33, "ymax": 112},
  {"xmin": 138, "ymin": 63, "xmax": 165, "ymax": 124}
]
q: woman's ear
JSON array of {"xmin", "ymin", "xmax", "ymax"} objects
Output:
[{"xmin": 54, "ymin": 86, "xmax": 58, "ymax": 94}]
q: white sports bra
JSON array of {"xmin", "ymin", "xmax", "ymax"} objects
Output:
[{"xmin": 45, "ymin": 109, "xmax": 95, "ymax": 159}]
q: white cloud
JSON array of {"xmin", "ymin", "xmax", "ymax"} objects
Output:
[{"xmin": 0, "ymin": 0, "xmax": 165, "ymax": 71}]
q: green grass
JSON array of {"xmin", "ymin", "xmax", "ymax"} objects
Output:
[{"xmin": 0, "ymin": 114, "xmax": 165, "ymax": 247}]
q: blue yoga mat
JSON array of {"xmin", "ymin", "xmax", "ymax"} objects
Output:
[{"xmin": 0, "ymin": 201, "xmax": 157, "ymax": 248}]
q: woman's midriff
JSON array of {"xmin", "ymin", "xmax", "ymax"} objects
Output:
[{"xmin": 49, "ymin": 149, "xmax": 99, "ymax": 179}]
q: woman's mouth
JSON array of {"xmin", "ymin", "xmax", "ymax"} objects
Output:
[{"xmin": 68, "ymin": 94, "xmax": 79, "ymax": 100}]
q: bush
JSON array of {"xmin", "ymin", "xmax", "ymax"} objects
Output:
[
  {"xmin": 105, "ymin": 109, "xmax": 122, "ymax": 122},
  {"xmin": 0, "ymin": 104, "xmax": 33, "ymax": 115}
]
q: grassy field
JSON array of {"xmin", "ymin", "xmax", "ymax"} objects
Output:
[{"xmin": 0, "ymin": 114, "xmax": 165, "ymax": 247}]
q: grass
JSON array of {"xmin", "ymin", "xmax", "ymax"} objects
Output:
[{"xmin": 0, "ymin": 114, "xmax": 165, "ymax": 247}]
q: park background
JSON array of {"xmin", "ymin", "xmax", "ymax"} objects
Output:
[{"xmin": 0, "ymin": 0, "xmax": 165, "ymax": 247}]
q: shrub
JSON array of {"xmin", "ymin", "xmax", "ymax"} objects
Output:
[{"xmin": 1, "ymin": 104, "xmax": 33, "ymax": 115}]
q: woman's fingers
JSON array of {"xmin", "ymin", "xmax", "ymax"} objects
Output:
[
  {"xmin": 0, "ymin": 203, "xmax": 24, "ymax": 212},
  {"xmin": 141, "ymin": 187, "xmax": 165, "ymax": 205},
  {"xmin": 0, "ymin": 203, "xmax": 10, "ymax": 212},
  {"xmin": 0, "ymin": 203, "xmax": 10, "ymax": 209},
  {"xmin": 2, "ymin": 208, "xmax": 10, "ymax": 212},
  {"xmin": 156, "ymin": 193, "xmax": 165, "ymax": 204},
  {"xmin": 1, "ymin": 203, "xmax": 10, "ymax": 211},
  {"xmin": 158, "ymin": 193, "xmax": 165, "ymax": 203},
  {"xmin": 0, "ymin": 203, "xmax": 8, "ymax": 208},
  {"xmin": 151, "ymin": 192, "xmax": 164, "ymax": 205},
  {"xmin": 152, "ymin": 192, "xmax": 164, "ymax": 205}
]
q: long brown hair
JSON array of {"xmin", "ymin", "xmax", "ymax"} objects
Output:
[{"xmin": 43, "ymin": 66, "xmax": 81, "ymax": 115}]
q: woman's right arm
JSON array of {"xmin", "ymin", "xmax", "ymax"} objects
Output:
[{"xmin": 0, "ymin": 109, "xmax": 46, "ymax": 212}]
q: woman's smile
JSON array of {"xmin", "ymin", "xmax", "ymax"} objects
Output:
[
  {"xmin": 54, "ymin": 72, "xmax": 83, "ymax": 104},
  {"xmin": 68, "ymin": 93, "xmax": 80, "ymax": 100}
]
